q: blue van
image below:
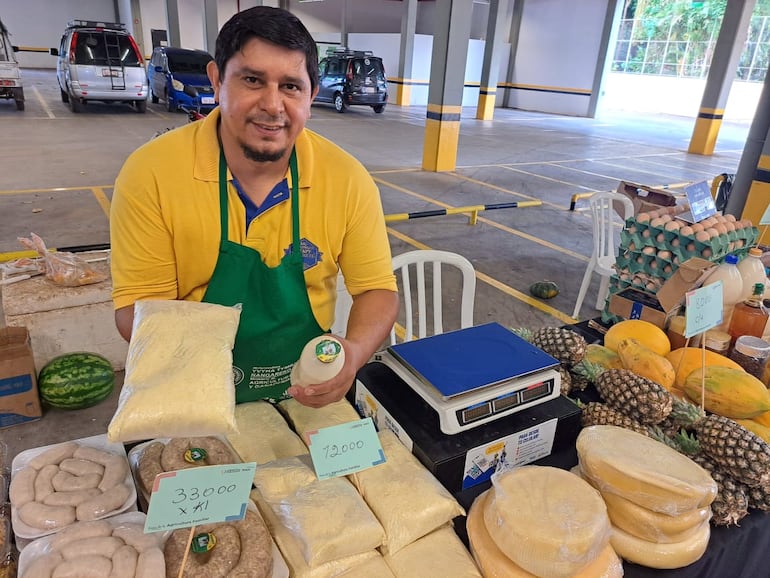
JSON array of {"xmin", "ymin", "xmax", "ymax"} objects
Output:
[{"xmin": 147, "ymin": 46, "xmax": 215, "ymax": 112}]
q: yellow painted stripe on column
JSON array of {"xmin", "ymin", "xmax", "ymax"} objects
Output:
[
  {"xmin": 741, "ymin": 180, "xmax": 770, "ymax": 244},
  {"xmin": 476, "ymin": 92, "xmax": 496, "ymax": 120},
  {"xmin": 688, "ymin": 113, "xmax": 723, "ymax": 155},
  {"xmin": 396, "ymin": 84, "xmax": 412, "ymax": 106},
  {"xmin": 422, "ymin": 118, "xmax": 460, "ymax": 172}
]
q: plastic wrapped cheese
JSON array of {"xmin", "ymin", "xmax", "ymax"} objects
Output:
[
  {"xmin": 483, "ymin": 466, "xmax": 611, "ymax": 578},
  {"xmin": 277, "ymin": 398, "xmax": 360, "ymax": 441},
  {"xmin": 252, "ymin": 456, "xmax": 318, "ymax": 502},
  {"xmin": 251, "ymin": 489, "xmax": 381, "ymax": 578},
  {"xmin": 610, "ymin": 520, "xmax": 710, "ymax": 569},
  {"xmin": 108, "ymin": 299, "xmax": 240, "ymax": 442},
  {"xmin": 467, "ymin": 490, "xmax": 623, "ymax": 578},
  {"xmin": 382, "ymin": 525, "xmax": 482, "ymax": 578},
  {"xmin": 227, "ymin": 401, "xmax": 308, "ymax": 465},
  {"xmin": 348, "ymin": 429, "xmax": 465, "ymax": 556},
  {"xmin": 577, "ymin": 426, "xmax": 717, "ymax": 515},
  {"xmin": 601, "ymin": 489, "xmax": 712, "ymax": 543}
]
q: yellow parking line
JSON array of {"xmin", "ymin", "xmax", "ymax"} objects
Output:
[
  {"xmin": 31, "ymin": 85, "xmax": 55, "ymax": 119},
  {"xmin": 91, "ymin": 187, "xmax": 111, "ymax": 218}
]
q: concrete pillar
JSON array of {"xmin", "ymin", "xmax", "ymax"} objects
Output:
[
  {"xmin": 476, "ymin": 0, "xmax": 509, "ymax": 120},
  {"xmin": 689, "ymin": 0, "xmax": 757, "ymax": 155},
  {"xmin": 587, "ymin": 0, "xmax": 623, "ymax": 118},
  {"xmin": 204, "ymin": 0, "xmax": 218, "ymax": 55},
  {"xmin": 422, "ymin": 0, "xmax": 473, "ymax": 172},
  {"xmin": 164, "ymin": 0, "xmax": 181, "ymax": 47},
  {"xmin": 724, "ymin": 69, "xmax": 770, "ymax": 238},
  {"xmin": 502, "ymin": 0, "xmax": 524, "ymax": 109},
  {"xmin": 396, "ymin": 0, "xmax": 418, "ymax": 106}
]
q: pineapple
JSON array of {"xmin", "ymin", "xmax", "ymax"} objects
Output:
[
  {"xmin": 513, "ymin": 326, "xmax": 587, "ymax": 366},
  {"xmin": 747, "ymin": 485, "xmax": 770, "ymax": 511},
  {"xmin": 692, "ymin": 453, "xmax": 749, "ymax": 526},
  {"xmin": 672, "ymin": 398, "xmax": 770, "ymax": 488},
  {"xmin": 568, "ymin": 368, "xmax": 590, "ymax": 392},
  {"xmin": 574, "ymin": 362, "xmax": 673, "ymax": 425},
  {"xmin": 580, "ymin": 401, "xmax": 651, "ymax": 437},
  {"xmin": 558, "ymin": 366, "xmax": 573, "ymax": 395}
]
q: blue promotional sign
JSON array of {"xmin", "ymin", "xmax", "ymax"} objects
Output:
[{"xmin": 684, "ymin": 181, "xmax": 717, "ymax": 223}]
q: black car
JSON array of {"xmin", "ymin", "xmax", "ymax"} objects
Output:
[{"xmin": 315, "ymin": 49, "xmax": 387, "ymax": 114}]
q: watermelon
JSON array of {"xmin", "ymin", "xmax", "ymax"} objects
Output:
[{"xmin": 38, "ymin": 352, "xmax": 115, "ymax": 410}]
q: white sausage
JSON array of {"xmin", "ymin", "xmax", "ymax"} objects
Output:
[
  {"xmin": 28, "ymin": 442, "xmax": 78, "ymax": 470},
  {"xmin": 51, "ymin": 555, "xmax": 112, "ymax": 578},
  {"xmin": 34, "ymin": 464, "xmax": 60, "ymax": 502},
  {"xmin": 49, "ymin": 520, "xmax": 114, "ymax": 551},
  {"xmin": 98, "ymin": 455, "xmax": 129, "ymax": 491},
  {"xmin": 9, "ymin": 466, "xmax": 37, "ymax": 507},
  {"xmin": 43, "ymin": 488, "xmax": 101, "ymax": 507},
  {"xmin": 109, "ymin": 545, "xmax": 139, "ymax": 578},
  {"xmin": 111, "ymin": 524, "xmax": 162, "ymax": 553},
  {"xmin": 59, "ymin": 536, "xmax": 123, "ymax": 561},
  {"xmin": 52, "ymin": 471, "xmax": 101, "ymax": 492},
  {"xmin": 72, "ymin": 446, "xmax": 117, "ymax": 466},
  {"xmin": 21, "ymin": 551, "xmax": 63, "ymax": 578},
  {"xmin": 18, "ymin": 501, "xmax": 76, "ymax": 530},
  {"xmin": 76, "ymin": 483, "xmax": 131, "ymax": 521},
  {"xmin": 135, "ymin": 547, "xmax": 166, "ymax": 578},
  {"xmin": 59, "ymin": 458, "xmax": 105, "ymax": 477}
]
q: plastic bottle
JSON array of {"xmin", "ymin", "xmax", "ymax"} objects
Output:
[
  {"xmin": 728, "ymin": 282, "xmax": 769, "ymax": 347},
  {"xmin": 737, "ymin": 248, "xmax": 767, "ymax": 301},
  {"xmin": 702, "ymin": 254, "xmax": 743, "ymax": 332}
]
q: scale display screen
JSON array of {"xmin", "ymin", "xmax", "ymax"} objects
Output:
[{"xmin": 457, "ymin": 376, "xmax": 556, "ymax": 426}]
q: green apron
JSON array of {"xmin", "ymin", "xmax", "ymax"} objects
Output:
[{"xmin": 202, "ymin": 148, "xmax": 324, "ymax": 403}]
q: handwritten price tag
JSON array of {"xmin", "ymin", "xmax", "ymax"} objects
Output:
[
  {"xmin": 144, "ymin": 462, "xmax": 256, "ymax": 533},
  {"xmin": 306, "ymin": 417, "xmax": 385, "ymax": 480},
  {"xmin": 685, "ymin": 282, "xmax": 723, "ymax": 338}
]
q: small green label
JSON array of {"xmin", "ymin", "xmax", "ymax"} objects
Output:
[
  {"xmin": 191, "ymin": 532, "xmax": 216, "ymax": 553},
  {"xmin": 184, "ymin": 448, "xmax": 207, "ymax": 463},
  {"xmin": 316, "ymin": 339, "xmax": 342, "ymax": 363}
]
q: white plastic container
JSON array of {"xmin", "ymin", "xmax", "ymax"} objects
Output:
[
  {"xmin": 702, "ymin": 254, "xmax": 744, "ymax": 332},
  {"xmin": 737, "ymin": 247, "xmax": 767, "ymax": 301}
]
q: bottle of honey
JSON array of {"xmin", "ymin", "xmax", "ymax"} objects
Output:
[{"xmin": 728, "ymin": 282, "xmax": 769, "ymax": 348}]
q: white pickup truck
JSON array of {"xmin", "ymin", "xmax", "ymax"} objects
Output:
[{"xmin": 0, "ymin": 18, "xmax": 24, "ymax": 110}]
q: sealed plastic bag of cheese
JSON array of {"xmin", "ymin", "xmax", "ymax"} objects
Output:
[
  {"xmin": 382, "ymin": 525, "xmax": 482, "ymax": 578},
  {"xmin": 348, "ymin": 429, "xmax": 465, "ymax": 556},
  {"xmin": 227, "ymin": 401, "xmax": 308, "ymax": 465},
  {"xmin": 483, "ymin": 465, "xmax": 612, "ymax": 578},
  {"xmin": 107, "ymin": 299, "xmax": 240, "ymax": 442},
  {"xmin": 277, "ymin": 398, "xmax": 360, "ymax": 442}
]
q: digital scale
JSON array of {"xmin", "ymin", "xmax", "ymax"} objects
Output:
[{"xmin": 376, "ymin": 322, "xmax": 561, "ymax": 435}]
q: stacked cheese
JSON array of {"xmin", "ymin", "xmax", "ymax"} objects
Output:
[
  {"xmin": 468, "ymin": 466, "xmax": 621, "ymax": 578},
  {"xmin": 576, "ymin": 426, "xmax": 717, "ymax": 569}
]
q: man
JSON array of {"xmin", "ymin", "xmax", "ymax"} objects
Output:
[{"xmin": 110, "ymin": 7, "xmax": 398, "ymax": 408}]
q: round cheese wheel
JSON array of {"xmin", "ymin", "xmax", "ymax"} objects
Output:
[
  {"xmin": 482, "ymin": 466, "xmax": 612, "ymax": 578},
  {"xmin": 469, "ymin": 490, "xmax": 623, "ymax": 578},
  {"xmin": 577, "ymin": 425, "xmax": 717, "ymax": 515},
  {"xmin": 601, "ymin": 489, "xmax": 711, "ymax": 543},
  {"xmin": 610, "ymin": 520, "xmax": 710, "ymax": 569},
  {"xmin": 292, "ymin": 336, "xmax": 345, "ymax": 386}
]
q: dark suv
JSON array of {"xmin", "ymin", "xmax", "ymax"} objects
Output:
[{"xmin": 315, "ymin": 49, "xmax": 387, "ymax": 114}]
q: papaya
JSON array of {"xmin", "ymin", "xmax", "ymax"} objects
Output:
[
  {"xmin": 584, "ymin": 344, "xmax": 624, "ymax": 370},
  {"xmin": 735, "ymin": 419, "xmax": 770, "ymax": 444},
  {"xmin": 666, "ymin": 347, "xmax": 743, "ymax": 389},
  {"xmin": 753, "ymin": 411, "xmax": 770, "ymax": 428},
  {"xmin": 682, "ymin": 366, "xmax": 770, "ymax": 419},
  {"xmin": 605, "ymin": 320, "xmax": 671, "ymax": 357},
  {"xmin": 616, "ymin": 338, "xmax": 676, "ymax": 389}
]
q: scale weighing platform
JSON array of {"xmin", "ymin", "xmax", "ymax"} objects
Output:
[{"xmin": 378, "ymin": 322, "xmax": 562, "ymax": 435}]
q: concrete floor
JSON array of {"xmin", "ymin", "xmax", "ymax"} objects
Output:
[{"xmin": 0, "ymin": 68, "xmax": 751, "ymax": 462}]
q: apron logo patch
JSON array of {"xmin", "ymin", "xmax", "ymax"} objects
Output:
[
  {"xmin": 232, "ymin": 365, "xmax": 245, "ymax": 386},
  {"xmin": 285, "ymin": 238, "xmax": 323, "ymax": 270}
]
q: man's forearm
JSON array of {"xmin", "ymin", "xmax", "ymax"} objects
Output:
[
  {"xmin": 115, "ymin": 305, "xmax": 135, "ymax": 342},
  {"xmin": 343, "ymin": 289, "xmax": 399, "ymax": 369}
]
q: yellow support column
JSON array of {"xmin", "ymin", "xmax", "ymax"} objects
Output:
[
  {"xmin": 689, "ymin": 108, "xmax": 724, "ymax": 155},
  {"xmin": 423, "ymin": 105, "xmax": 462, "ymax": 172}
]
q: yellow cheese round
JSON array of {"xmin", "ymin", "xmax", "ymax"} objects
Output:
[
  {"xmin": 577, "ymin": 426, "xmax": 717, "ymax": 515},
  {"xmin": 482, "ymin": 466, "xmax": 611, "ymax": 578},
  {"xmin": 468, "ymin": 490, "xmax": 623, "ymax": 578},
  {"xmin": 610, "ymin": 520, "xmax": 710, "ymax": 569},
  {"xmin": 601, "ymin": 489, "xmax": 711, "ymax": 543}
]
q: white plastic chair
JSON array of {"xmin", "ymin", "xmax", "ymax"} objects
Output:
[
  {"xmin": 572, "ymin": 192, "xmax": 634, "ymax": 319},
  {"xmin": 331, "ymin": 270, "xmax": 354, "ymax": 337},
  {"xmin": 390, "ymin": 250, "xmax": 476, "ymax": 344}
]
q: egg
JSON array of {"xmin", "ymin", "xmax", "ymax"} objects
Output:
[
  {"xmin": 658, "ymin": 250, "xmax": 672, "ymax": 260},
  {"xmin": 714, "ymin": 223, "xmax": 727, "ymax": 235},
  {"xmin": 680, "ymin": 226, "xmax": 694, "ymax": 237},
  {"xmin": 691, "ymin": 223, "xmax": 705, "ymax": 233},
  {"xmin": 686, "ymin": 242, "xmax": 696, "ymax": 252},
  {"xmin": 636, "ymin": 213, "xmax": 651, "ymax": 224},
  {"xmin": 664, "ymin": 220, "xmax": 682, "ymax": 232},
  {"xmin": 642, "ymin": 246, "xmax": 657, "ymax": 255},
  {"xmin": 706, "ymin": 228, "xmax": 720, "ymax": 239},
  {"xmin": 650, "ymin": 217, "xmax": 666, "ymax": 228},
  {"xmin": 656, "ymin": 233, "xmax": 666, "ymax": 243},
  {"xmin": 724, "ymin": 214, "xmax": 737, "ymax": 222},
  {"xmin": 725, "ymin": 222, "xmax": 736, "ymax": 233},
  {"xmin": 670, "ymin": 237, "xmax": 680, "ymax": 248},
  {"xmin": 695, "ymin": 230, "xmax": 711, "ymax": 243},
  {"xmin": 702, "ymin": 247, "xmax": 713, "ymax": 258}
]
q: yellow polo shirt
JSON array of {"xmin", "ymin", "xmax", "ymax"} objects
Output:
[{"xmin": 110, "ymin": 108, "xmax": 396, "ymax": 331}]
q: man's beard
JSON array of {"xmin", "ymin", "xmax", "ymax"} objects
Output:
[{"xmin": 242, "ymin": 144, "xmax": 286, "ymax": 163}]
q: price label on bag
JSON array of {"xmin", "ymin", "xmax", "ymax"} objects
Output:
[
  {"xmin": 144, "ymin": 462, "xmax": 256, "ymax": 533},
  {"xmin": 306, "ymin": 417, "xmax": 385, "ymax": 480},
  {"xmin": 685, "ymin": 282, "xmax": 723, "ymax": 338}
]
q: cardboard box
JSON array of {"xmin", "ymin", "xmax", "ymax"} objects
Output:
[
  {"xmin": 608, "ymin": 258, "xmax": 717, "ymax": 328},
  {"xmin": 617, "ymin": 180, "xmax": 678, "ymax": 216},
  {"xmin": 0, "ymin": 327, "xmax": 42, "ymax": 429}
]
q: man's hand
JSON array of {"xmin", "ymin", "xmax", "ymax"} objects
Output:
[{"xmin": 287, "ymin": 334, "xmax": 361, "ymax": 407}]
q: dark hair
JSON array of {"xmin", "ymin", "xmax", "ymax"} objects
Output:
[{"xmin": 214, "ymin": 6, "xmax": 319, "ymax": 91}]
